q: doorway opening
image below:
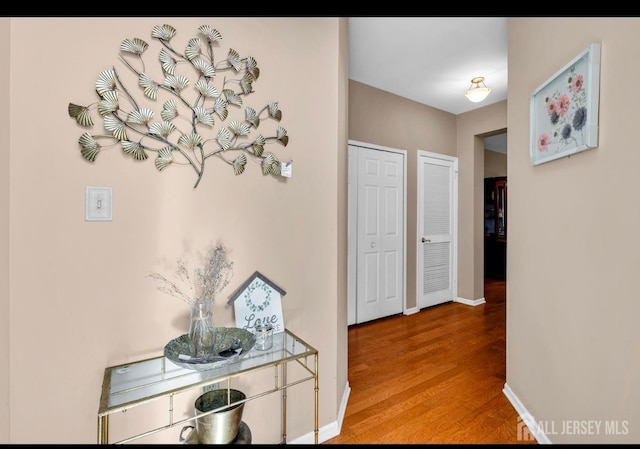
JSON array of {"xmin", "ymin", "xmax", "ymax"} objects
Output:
[{"xmin": 483, "ymin": 132, "xmax": 507, "ymax": 282}]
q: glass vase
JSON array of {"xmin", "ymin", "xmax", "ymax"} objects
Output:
[{"xmin": 188, "ymin": 300, "xmax": 217, "ymax": 358}]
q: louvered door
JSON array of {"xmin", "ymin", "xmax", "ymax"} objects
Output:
[{"xmin": 417, "ymin": 151, "xmax": 457, "ymax": 309}]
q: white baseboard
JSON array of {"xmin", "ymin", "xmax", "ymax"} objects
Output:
[
  {"xmin": 289, "ymin": 379, "xmax": 549, "ymax": 444},
  {"xmin": 503, "ymin": 382, "xmax": 552, "ymax": 444},
  {"xmin": 288, "ymin": 381, "xmax": 351, "ymax": 444},
  {"xmin": 404, "ymin": 306, "xmax": 420, "ymax": 315},
  {"xmin": 455, "ymin": 296, "xmax": 486, "ymax": 306},
  {"xmin": 336, "ymin": 381, "xmax": 351, "ymax": 432}
]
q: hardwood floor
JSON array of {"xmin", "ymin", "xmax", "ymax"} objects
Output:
[{"xmin": 323, "ymin": 279, "xmax": 536, "ymax": 444}]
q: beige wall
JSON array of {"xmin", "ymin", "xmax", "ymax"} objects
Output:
[
  {"xmin": 456, "ymin": 103, "xmax": 507, "ymax": 300},
  {"xmin": 0, "ymin": 17, "xmax": 9, "ymax": 445},
  {"xmin": 4, "ymin": 17, "xmax": 345, "ymax": 443},
  {"xmin": 485, "ymin": 150, "xmax": 507, "ymax": 178},
  {"xmin": 348, "ymin": 80, "xmax": 457, "ymax": 308},
  {"xmin": 508, "ymin": 17, "xmax": 640, "ymax": 442},
  {"xmin": 335, "ymin": 17, "xmax": 350, "ymax": 424}
]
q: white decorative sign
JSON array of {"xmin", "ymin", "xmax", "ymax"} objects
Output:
[
  {"xmin": 281, "ymin": 160, "xmax": 293, "ymax": 177},
  {"xmin": 228, "ymin": 271, "xmax": 286, "ymax": 334}
]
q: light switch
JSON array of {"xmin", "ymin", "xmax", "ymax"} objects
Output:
[{"xmin": 85, "ymin": 186, "xmax": 113, "ymax": 221}]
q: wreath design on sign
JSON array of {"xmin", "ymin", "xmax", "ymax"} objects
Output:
[
  {"xmin": 68, "ymin": 23, "xmax": 290, "ymax": 189},
  {"xmin": 243, "ymin": 281, "xmax": 272, "ymax": 313}
]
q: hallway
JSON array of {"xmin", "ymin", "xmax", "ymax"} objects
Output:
[{"xmin": 324, "ymin": 279, "xmax": 535, "ymax": 444}]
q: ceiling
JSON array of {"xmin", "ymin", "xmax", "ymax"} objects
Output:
[
  {"xmin": 484, "ymin": 134, "xmax": 507, "ymax": 154},
  {"xmin": 348, "ymin": 17, "xmax": 508, "ymax": 153}
]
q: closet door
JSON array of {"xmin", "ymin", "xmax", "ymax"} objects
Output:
[{"xmin": 348, "ymin": 142, "xmax": 406, "ymax": 325}]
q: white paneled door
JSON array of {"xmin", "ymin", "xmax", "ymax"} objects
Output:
[
  {"xmin": 349, "ymin": 143, "xmax": 405, "ymax": 324},
  {"xmin": 417, "ymin": 151, "xmax": 458, "ymax": 309}
]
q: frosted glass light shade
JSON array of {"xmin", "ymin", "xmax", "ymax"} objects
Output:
[
  {"xmin": 465, "ymin": 77, "xmax": 491, "ymax": 102},
  {"xmin": 465, "ymin": 87, "xmax": 491, "ymax": 102}
]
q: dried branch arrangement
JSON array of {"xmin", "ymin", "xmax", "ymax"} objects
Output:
[
  {"xmin": 149, "ymin": 241, "xmax": 234, "ymax": 305},
  {"xmin": 68, "ymin": 23, "xmax": 290, "ymax": 188}
]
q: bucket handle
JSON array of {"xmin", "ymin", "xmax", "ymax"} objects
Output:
[{"xmin": 179, "ymin": 425, "xmax": 195, "ymax": 443}]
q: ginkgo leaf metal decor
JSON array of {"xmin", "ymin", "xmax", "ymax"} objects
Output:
[{"xmin": 68, "ymin": 23, "xmax": 290, "ymax": 188}]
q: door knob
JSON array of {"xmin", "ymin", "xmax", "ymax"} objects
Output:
[
  {"xmin": 422, "ymin": 237, "xmax": 431, "ymax": 243},
  {"xmin": 371, "ymin": 242, "xmax": 376, "ymax": 248}
]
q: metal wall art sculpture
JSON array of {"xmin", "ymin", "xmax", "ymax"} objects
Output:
[{"xmin": 68, "ymin": 24, "xmax": 290, "ymax": 188}]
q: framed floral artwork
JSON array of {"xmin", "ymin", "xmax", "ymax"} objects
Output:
[{"xmin": 530, "ymin": 43, "xmax": 601, "ymax": 166}]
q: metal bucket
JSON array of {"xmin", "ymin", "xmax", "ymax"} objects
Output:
[{"xmin": 187, "ymin": 389, "xmax": 246, "ymax": 444}]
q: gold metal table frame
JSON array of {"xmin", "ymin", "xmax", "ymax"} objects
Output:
[{"xmin": 97, "ymin": 328, "xmax": 318, "ymax": 444}]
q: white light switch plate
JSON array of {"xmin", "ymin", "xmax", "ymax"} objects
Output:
[{"xmin": 85, "ymin": 186, "xmax": 113, "ymax": 221}]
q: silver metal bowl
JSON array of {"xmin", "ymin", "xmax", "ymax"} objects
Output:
[{"xmin": 164, "ymin": 327, "xmax": 256, "ymax": 371}]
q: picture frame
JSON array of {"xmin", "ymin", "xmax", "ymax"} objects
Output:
[{"xmin": 530, "ymin": 43, "xmax": 601, "ymax": 166}]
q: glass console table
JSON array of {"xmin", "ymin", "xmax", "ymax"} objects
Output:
[{"xmin": 97, "ymin": 328, "xmax": 318, "ymax": 444}]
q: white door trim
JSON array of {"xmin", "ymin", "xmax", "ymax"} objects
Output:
[
  {"xmin": 348, "ymin": 139, "xmax": 407, "ymax": 324},
  {"xmin": 416, "ymin": 150, "xmax": 458, "ymax": 309}
]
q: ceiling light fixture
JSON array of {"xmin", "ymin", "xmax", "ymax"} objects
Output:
[{"xmin": 465, "ymin": 76, "xmax": 491, "ymax": 103}]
